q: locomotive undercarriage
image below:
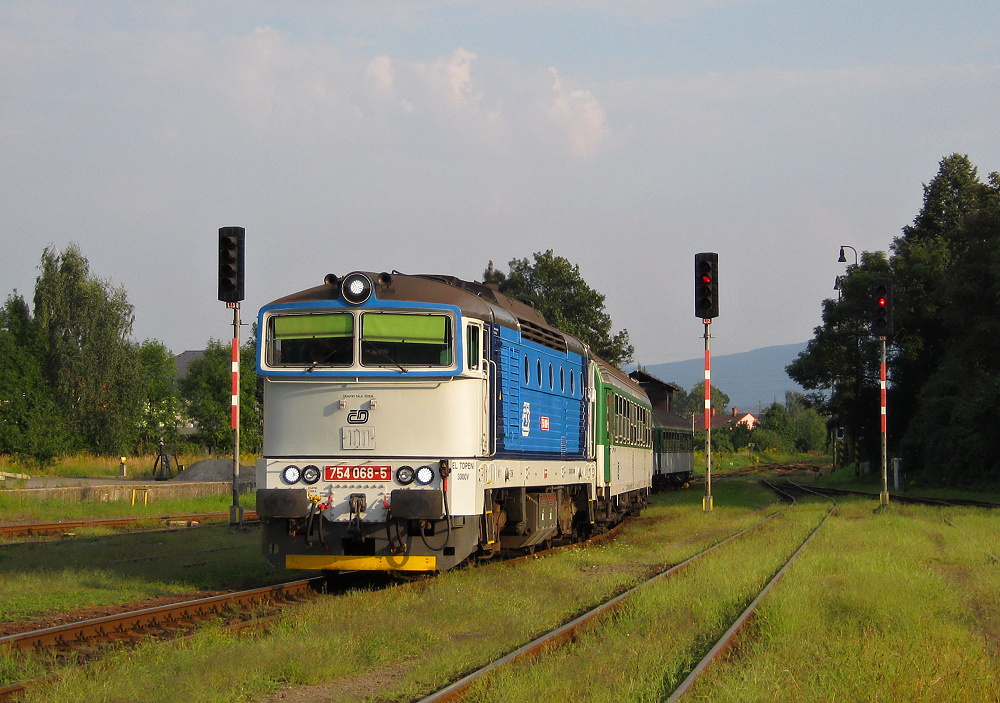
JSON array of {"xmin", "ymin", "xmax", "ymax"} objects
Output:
[
  {"xmin": 261, "ymin": 510, "xmax": 481, "ymax": 572},
  {"xmin": 260, "ymin": 483, "xmax": 647, "ymax": 573}
]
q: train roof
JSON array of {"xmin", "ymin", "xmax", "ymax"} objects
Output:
[
  {"xmin": 594, "ymin": 357, "xmax": 649, "ymax": 404},
  {"xmin": 652, "ymin": 409, "xmax": 693, "ymax": 432},
  {"xmin": 264, "ymin": 271, "xmax": 589, "ymax": 357}
]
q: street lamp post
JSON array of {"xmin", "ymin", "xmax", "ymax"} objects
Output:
[
  {"xmin": 838, "ymin": 245, "xmax": 858, "ymax": 266},
  {"xmin": 836, "ymin": 245, "xmax": 859, "ymax": 476}
]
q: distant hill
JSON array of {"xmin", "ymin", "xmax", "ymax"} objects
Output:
[{"xmin": 637, "ymin": 342, "xmax": 809, "ymax": 413}]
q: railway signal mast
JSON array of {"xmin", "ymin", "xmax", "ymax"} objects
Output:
[
  {"xmin": 219, "ymin": 226, "xmax": 246, "ymax": 527},
  {"xmin": 871, "ymin": 278, "xmax": 893, "ymax": 508},
  {"xmin": 694, "ymin": 253, "xmax": 719, "ymax": 512}
]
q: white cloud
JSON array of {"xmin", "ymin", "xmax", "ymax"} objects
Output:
[
  {"xmin": 2, "ymin": 2, "xmax": 999, "ymax": 364},
  {"xmin": 546, "ymin": 67, "xmax": 610, "ymax": 159}
]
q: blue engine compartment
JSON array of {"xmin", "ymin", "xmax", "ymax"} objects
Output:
[{"xmin": 492, "ymin": 324, "xmax": 587, "ymax": 459}]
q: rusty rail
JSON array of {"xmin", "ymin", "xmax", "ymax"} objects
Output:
[
  {"xmin": 0, "ymin": 512, "xmax": 259, "ymax": 538},
  {"xmin": 416, "ymin": 497, "xmax": 796, "ymax": 703},
  {"xmin": 0, "ymin": 577, "xmax": 325, "ymax": 701}
]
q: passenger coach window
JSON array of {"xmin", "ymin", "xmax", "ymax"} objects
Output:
[
  {"xmin": 361, "ymin": 313, "xmax": 452, "ymax": 367},
  {"xmin": 270, "ymin": 313, "xmax": 353, "ymax": 366}
]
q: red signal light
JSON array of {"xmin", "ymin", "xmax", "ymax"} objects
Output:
[
  {"xmin": 694, "ymin": 252, "xmax": 719, "ymax": 318},
  {"xmin": 871, "ymin": 278, "xmax": 893, "ymax": 336}
]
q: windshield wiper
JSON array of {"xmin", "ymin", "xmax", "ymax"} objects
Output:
[
  {"xmin": 361, "ymin": 340, "xmax": 408, "ymax": 373},
  {"xmin": 305, "ymin": 340, "xmax": 350, "ymax": 373}
]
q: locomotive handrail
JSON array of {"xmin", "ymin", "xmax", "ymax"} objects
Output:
[{"xmin": 484, "ymin": 358, "xmax": 498, "ymax": 458}]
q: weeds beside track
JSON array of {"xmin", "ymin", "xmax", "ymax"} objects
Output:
[{"xmin": 417, "ymin": 482, "xmax": 832, "ymax": 703}]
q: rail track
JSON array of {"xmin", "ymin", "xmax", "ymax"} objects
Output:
[
  {"xmin": 415, "ymin": 481, "xmax": 832, "ymax": 703},
  {"xmin": 0, "ymin": 512, "xmax": 260, "ymax": 539},
  {"xmin": 779, "ymin": 482, "xmax": 1000, "ymax": 509},
  {"xmin": 0, "ymin": 576, "xmax": 330, "ymax": 702},
  {"xmin": 0, "ymin": 516, "xmax": 631, "ymax": 701}
]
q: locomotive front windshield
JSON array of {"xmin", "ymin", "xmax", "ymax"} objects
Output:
[
  {"xmin": 361, "ymin": 313, "xmax": 452, "ymax": 367},
  {"xmin": 269, "ymin": 313, "xmax": 354, "ymax": 366},
  {"xmin": 266, "ymin": 311, "xmax": 453, "ymax": 369}
]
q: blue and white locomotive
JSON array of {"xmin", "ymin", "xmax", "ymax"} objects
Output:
[{"xmin": 255, "ymin": 271, "xmax": 684, "ymax": 573}]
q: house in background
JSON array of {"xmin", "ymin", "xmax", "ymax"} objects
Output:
[
  {"xmin": 694, "ymin": 407, "xmax": 758, "ymax": 432},
  {"xmin": 628, "ymin": 368, "xmax": 691, "ymax": 433}
]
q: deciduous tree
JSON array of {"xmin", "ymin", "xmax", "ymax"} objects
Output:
[
  {"xmin": 486, "ymin": 251, "xmax": 634, "ymax": 366},
  {"xmin": 180, "ymin": 339, "xmax": 262, "ymax": 453},
  {"xmin": 8, "ymin": 244, "xmax": 143, "ymax": 454}
]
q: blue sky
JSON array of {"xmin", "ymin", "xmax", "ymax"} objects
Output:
[{"xmin": 2, "ymin": 1, "xmax": 998, "ymax": 364}]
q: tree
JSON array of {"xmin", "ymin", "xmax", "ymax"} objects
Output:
[
  {"xmin": 898, "ymin": 169, "xmax": 1000, "ymax": 484},
  {"xmin": 0, "ymin": 327, "xmax": 71, "ymax": 462},
  {"xmin": 888, "ymin": 154, "xmax": 994, "ymax": 452},
  {"xmin": 787, "ymin": 251, "xmax": 890, "ymax": 467},
  {"xmin": 6, "ymin": 244, "xmax": 144, "ymax": 454},
  {"xmin": 673, "ymin": 381, "xmax": 730, "ymax": 418},
  {"xmin": 180, "ymin": 339, "xmax": 262, "ymax": 453},
  {"xmin": 789, "ymin": 154, "xmax": 1000, "ymax": 484},
  {"xmin": 136, "ymin": 340, "xmax": 183, "ymax": 453},
  {"xmin": 486, "ymin": 251, "xmax": 634, "ymax": 366}
]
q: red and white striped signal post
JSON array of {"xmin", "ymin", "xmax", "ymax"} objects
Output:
[
  {"xmin": 229, "ymin": 310, "xmax": 243, "ymax": 526},
  {"xmin": 695, "ymin": 253, "xmax": 719, "ymax": 512},
  {"xmin": 219, "ymin": 227, "xmax": 246, "ymax": 527},
  {"xmin": 879, "ymin": 337, "xmax": 889, "ymax": 507},
  {"xmin": 871, "ymin": 278, "xmax": 892, "ymax": 508},
  {"xmin": 703, "ymin": 320, "xmax": 714, "ymax": 512}
]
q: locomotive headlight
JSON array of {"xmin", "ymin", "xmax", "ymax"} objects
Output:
[
  {"xmin": 281, "ymin": 465, "xmax": 302, "ymax": 484},
  {"xmin": 301, "ymin": 465, "xmax": 321, "ymax": 485},
  {"xmin": 415, "ymin": 465, "xmax": 435, "ymax": 485},
  {"xmin": 396, "ymin": 465, "xmax": 415, "ymax": 485},
  {"xmin": 341, "ymin": 272, "xmax": 373, "ymax": 305}
]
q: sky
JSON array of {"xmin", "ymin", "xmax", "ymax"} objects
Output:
[{"xmin": 2, "ymin": 0, "xmax": 998, "ymax": 364}]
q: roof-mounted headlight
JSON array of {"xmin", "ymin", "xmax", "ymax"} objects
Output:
[{"xmin": 342, "ymin": 272, "xmax": 373, "ymax": 305}]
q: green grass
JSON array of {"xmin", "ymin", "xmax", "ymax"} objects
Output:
[
  {"xmin": 699, "ymin": 450, "xmax": 831, "ymax": 475},
  {"xmin": 807, "ymin": 463, "xmax": 1000, "ymax": 503},
  {"xmin": 0, "ymin": 519, "xmax": 300, "ymax": 624},
  {"xmin": 0, "ymin": 492, "xmax": 256, "ymax": 528},
  {"xmin": 691, "ymin": 499, "xmax": 1000, "ymax": 701},
  {"xmin": 6, "ymin": 481, "xmax": 783, "ymax": 701},
  {"xmin": 0, "ymin": 453, "xmax": 205, "ymax": 479},
  {"xmin": 8, "ymin": 484, "xmax": 998, "ymax": 702},
  {"xmin": 457, "ymin": 498, "xmax": 832, "ymax": 703}
]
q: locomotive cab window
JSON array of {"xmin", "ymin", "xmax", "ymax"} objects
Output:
[
  {"xmin": 361, "ymin": 313, "xmax": 453, "ymax": 367},
  {"xmin": 269, "ymin": 313, "xmax": 354, "ymax": 366},
  {"xmin": 466, "ymin": 324, "xmax": 481, "ymax": 371}
]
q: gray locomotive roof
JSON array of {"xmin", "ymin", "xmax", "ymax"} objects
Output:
[{"xmin": 264, "ymin": 271, "xmax": 589, "ymax": 357}]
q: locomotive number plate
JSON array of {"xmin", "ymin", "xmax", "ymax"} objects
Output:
[{"xmin": 324, "ymin": 465, "xmax": 391, "ymax": 482}]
